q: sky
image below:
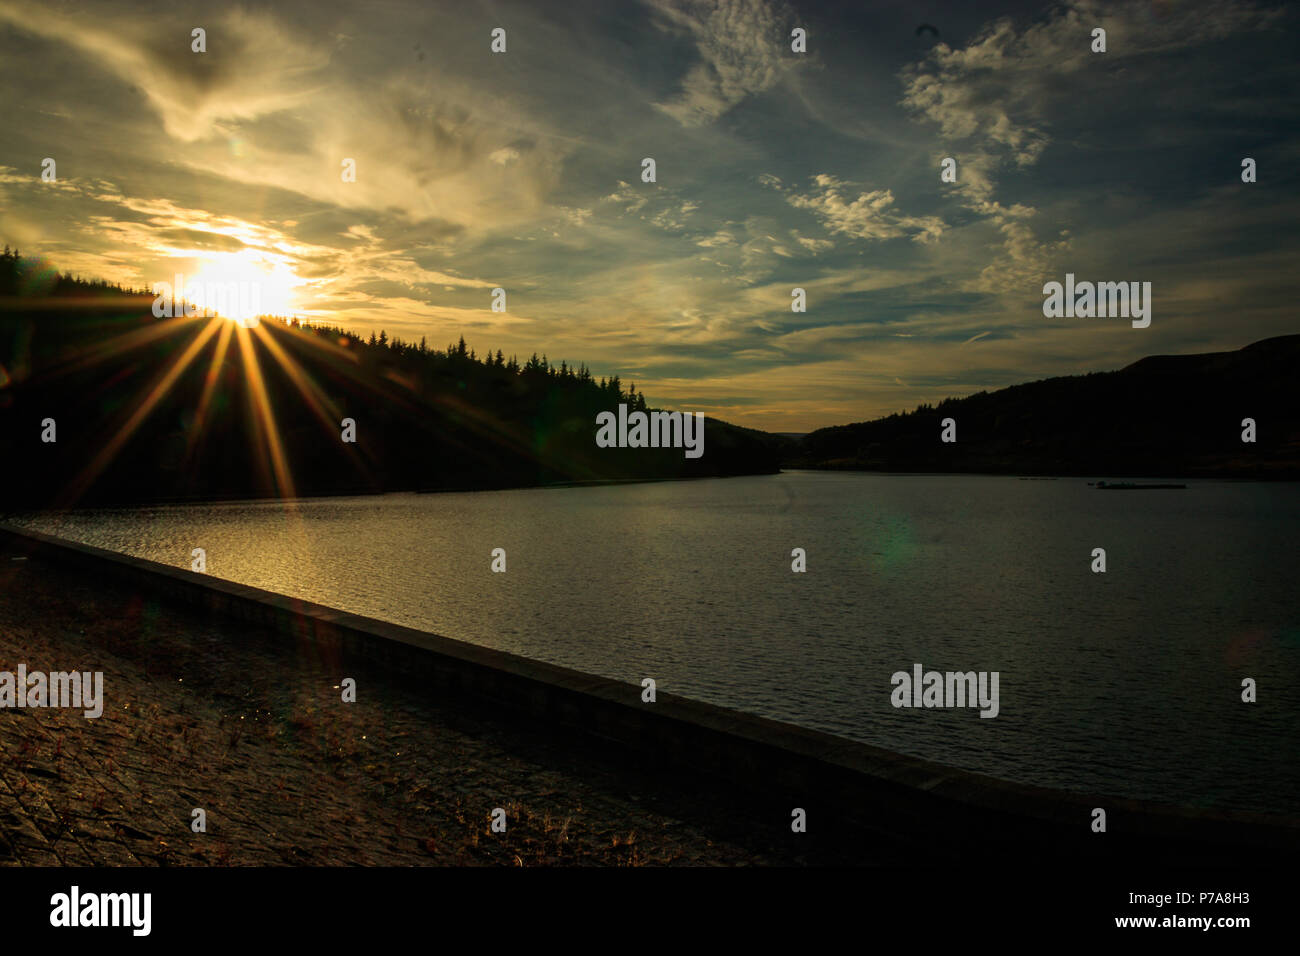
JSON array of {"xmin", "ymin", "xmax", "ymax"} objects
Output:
[{"xmin": 0, "ymin": 0, "xmax": 1296, "ymax": 432}]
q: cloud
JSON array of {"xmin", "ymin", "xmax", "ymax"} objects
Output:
[
  {"xmin": 0, "ymin": 3, "xmax": 569, "ymax": 234},
  {"xmin": 695, "ymin": 229, "xmax": 736, "ymax": 247},
  {"xmin": 895, "ymin": 0, "xmax": 1281, "ymax": 302},
  {"xmin": 783, "ymin": 175, "xmax": 945, "ymax": 244},
  {"xmin": 649, "ymin": 0, "xmax": 793, "ymax": 126},
  {"xmin": 560, "ymin": 207, "xmax": 593, "ymax": 227},
  {"xmin": 791, "ymin": 231, "xmax": 833, "ymax": 254},
  {"xmin": 0, "ymin": 4, "xmax": 324, "ymax": 144},
  {"xmin": 602, "ymin": 180, "xmax": 648, "ymax": 214},
  {"xmin": 901, "ymin": 0, "xmax": 1281, "ymax": 190}
]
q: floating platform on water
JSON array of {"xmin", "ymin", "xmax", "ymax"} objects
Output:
[{"xmin": 1094, "ymin": 481, "xmax": 1187, "ymax": 490}]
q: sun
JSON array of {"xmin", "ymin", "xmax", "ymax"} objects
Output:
[{"xmin": 188, "ymin": 248, "xmax": 302, "ymax": 321}]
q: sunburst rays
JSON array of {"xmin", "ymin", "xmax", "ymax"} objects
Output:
[
  {"xmin": 182, "ymin": 318, "xmax": 236, "ymax": 468},
  {"xmin": 233, "ymin": 320, "xmax": 296, "ymax": 501},
  {"xmin": 25, "ymin": 288, "xmax": 563, "ymax": 508},
  {"xmin": 59, "ymin": 316, "xmax": 225, "ymax": 506}
]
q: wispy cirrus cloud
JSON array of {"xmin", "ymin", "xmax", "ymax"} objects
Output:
[{"xmin": 648, "ymin": 0, "xmax": 796, "ymax": 126}]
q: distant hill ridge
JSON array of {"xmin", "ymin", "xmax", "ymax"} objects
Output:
[
  {"xmin": 791, "ymin": 336, "xmax": 1300, "ymax": 478},
  {"xmin": 1120, "ymin": 334, "xmax": 1300, "ymax": 374}
]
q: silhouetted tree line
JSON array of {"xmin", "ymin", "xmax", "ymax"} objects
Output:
[
  {"xmin": 0, "ymin": 251, "xmax": 781, "ymax": 506},
  {"xmin": 307, "ymin": 319, "xmax": 652, "ymax": 413},
  {"xmin": 0, "ymin": 246, "xmax": 151, "ymax": 298}
]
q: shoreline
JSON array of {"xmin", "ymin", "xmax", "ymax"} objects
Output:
[
  {"xmin": 0, "ymin": 470, "xmax": 782, "ymax": 514},
  {"xmin": 7, "ymin": 466, "xmax": 1294, "ymax": 518}
]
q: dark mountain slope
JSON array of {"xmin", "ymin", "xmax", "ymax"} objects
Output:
[{"xmin": 791, "ymin": 336, "xmax": 1300, "ymax": 478}]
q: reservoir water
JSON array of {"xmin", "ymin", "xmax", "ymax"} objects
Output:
[{"xmin": 12, "ymin": 471, "xmax": 1299, "ymax": 814}]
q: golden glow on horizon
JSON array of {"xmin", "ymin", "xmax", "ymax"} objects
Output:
[{"xmin": 189, "ymin": 248, "xmax": 303, "ymax": 322}]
